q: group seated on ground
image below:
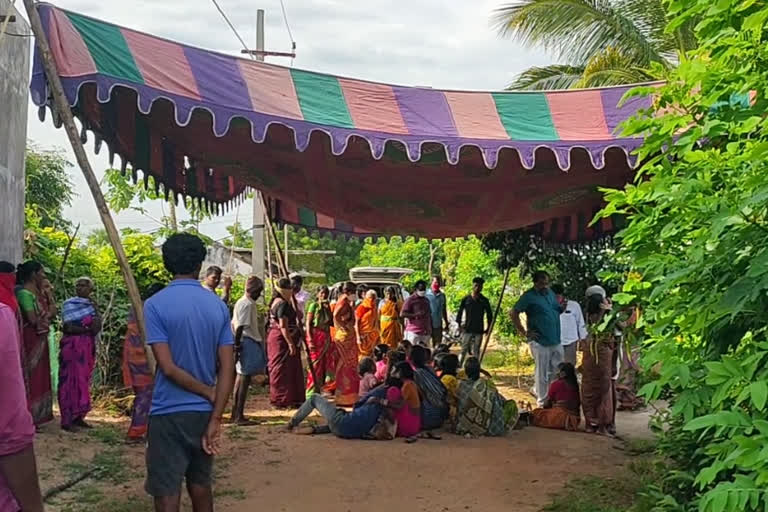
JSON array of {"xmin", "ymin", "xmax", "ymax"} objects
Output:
[{"xmin": 284, "ymin": 340, "xmax": 519, "ymax": 441}]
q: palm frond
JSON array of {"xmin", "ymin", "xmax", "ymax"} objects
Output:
[
  {"xmin": 491, "ymin": 0, "xmax": 669, "ymax": 67},
  {"xmin": 507, "ymin": 64, "xmax": 586, "ymax": 90},
  {"xmin": 575, "ymin": 47, "xmax": 659, "ymax": 87}
]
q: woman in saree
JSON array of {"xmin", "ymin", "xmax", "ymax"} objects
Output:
[
  {"xmin": 455, "ymin": 357, "xmax": 517, "ymax": 437},
  {"xmin": 15, "ymin": 261, "xmax": 54, "ymax": 427},
  {"xmin": 122, "ymin": 283, "xmax": 164, "ymax": 441},
  {"xmin": 355, "ymin": 289, "xmax": 381, "ymax": 359},
  {"xmin": 410, "ymin": 345, "xmax": 448, "ymax": 431},
  {"xmin": 379, "ymin": 286, "xmax": 403, "ymax": 350},
  {"xmin": 581, "ymin": 294, "xmax": 617, "ymax": 435},
  {"xmin": 267, "ymin": 278, "xmax": 305, "ymax": 408},
  {"xmin": 59, "ymin": 277, "xmax": 102, "ymax": 431},
  {"xmin": 333, "ymin": 281, "xmax": 360, "ymax": 406},
  {"xmin": 531, "ymin": 362, "xmax": 581, "ymax": 431},
  {"xmin": 305, "ymin": 285, "xmax": 334, "ymax": 396}
]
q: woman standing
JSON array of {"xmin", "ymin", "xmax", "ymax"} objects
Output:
[
  {"xmin": 15, "ymin": 261, "xmax": 54, "ymax": 426},
  {"xmin": 355, "ymin": 290, "xmax": 381, "ymax": 359},
  {"xmin": 581, "ymin": 294, "xmax": 617, "ymax": 436},
  {"xmin": 122, "ymin": 283, "xmax": 164, "ymax": 441},
  {"xmin": 59, "ymin": 277, "xmax": 102, "ymax": 431},
  {"xmin": 305, "ymin": 286, "xmax": 334, "ymax": 395},
  {"xmin": 379, "ymin": 286, "xmax": 402, "ymax": 350},
  {"xmin": 333, "ymin": 282, "xmax": 360, "ymax": 406},
  {"xmin": 267, "ymin": 278, "xmax": 305, "ymax": 408}
]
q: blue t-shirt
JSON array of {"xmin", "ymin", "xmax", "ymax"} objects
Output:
[
  {"xmin": 145, "ymin": 279, "xmax": 234, "ymax": 415},
  {"xmin": 426, "ymin": 290, "xmax": 447, "ymax": 329},
  {"xmin": 514, "ymin": 288, "xmax": 562, "ymax": 346}
]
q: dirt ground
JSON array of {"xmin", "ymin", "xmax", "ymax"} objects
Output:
[{"xmin": 35, "ymin": 369, "xmax": 654, "ymax": 512}]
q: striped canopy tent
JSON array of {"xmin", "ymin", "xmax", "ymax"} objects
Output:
[{"xmin": 30, "ymin": 3, "xmax": 656, "ymax": 242}]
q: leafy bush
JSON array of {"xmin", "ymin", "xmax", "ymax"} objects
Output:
[{"xmin": 599, "ymin": 0, "xmax": 768, "ymax": 509}]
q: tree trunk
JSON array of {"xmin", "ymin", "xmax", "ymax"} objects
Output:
[{"xmin": 167, "ymin": 199, "xmax": 178, "ymax": 232}]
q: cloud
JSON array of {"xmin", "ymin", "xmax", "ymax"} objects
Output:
[{"xmin": 23, "ymin": 0, "xmax": 551, "ymax": 238}]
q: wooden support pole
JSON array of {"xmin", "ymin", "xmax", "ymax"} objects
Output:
[
  {"xmin": 480, "ymin": 266, "xmax": 512, "ymax": 363},
  {"xmin": 22, "ymin": 0, "xmax": 155, "ymax": 373}
]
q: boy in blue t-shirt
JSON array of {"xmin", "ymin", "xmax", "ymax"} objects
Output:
[{"xmin": 143, "ymin": 234, "xmax": 235, "ymax": 512}]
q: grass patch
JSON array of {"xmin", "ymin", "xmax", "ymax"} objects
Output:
[
  {"xmin": 543, "ymin": 456, "xmax": 663, "ymax": 512},
  {"xmin": 214, "ymin": 487, "xmax": 247, "ymax": 500},
  {"xmin": 87, "ymin": 424, "xmax": 124, "ymax": 446}
]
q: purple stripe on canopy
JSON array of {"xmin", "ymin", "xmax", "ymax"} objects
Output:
[
  {"xmin": 393, "ymin": 86, "xmax": 459, "ymax": 137},
  {"xmin": 601, "ymin": 86, "xmax": 653, "ymax": 136},
  {"xmin": 183, "ymin": 46, "xmax": 252, "ymax": 134}
]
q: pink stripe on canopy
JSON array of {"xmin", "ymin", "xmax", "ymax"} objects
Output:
[
  {"xmin": 238, "ymin": 61, "xmax": 303, "ymax": 120},
  {"xmin": 316, "ymin": 213, "xmax": 335, "ymax": 229},
  {"xmin": 547, "ymin": 90, "xmax": 611, "ymax": 141},
  {"xmin": 338, "ymin": 79, "xmax": 408, "ymax": 134},
  {"xmin": 47, "ymin": 7, "xmax": 97, "ymax": 77},
  {"xmin": 121, "ymin": 29, "xmax": 200, "ymax": 100},
  {"xmin": 444, "ymin": 91, "xmax": 508, "ymax": 140}
]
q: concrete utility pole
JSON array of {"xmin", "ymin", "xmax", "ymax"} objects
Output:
[{"xmin": 251, "ymin": 8, "xmax": 266, "ymax": 282}]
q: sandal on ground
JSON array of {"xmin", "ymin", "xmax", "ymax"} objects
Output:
[
  {"xmin": 418, "ymin": 431, "xmax": 442, "ymax": 440},
  {"xmin": 405, "ymin": 436, "xmax": 418, "ymax": 443}
]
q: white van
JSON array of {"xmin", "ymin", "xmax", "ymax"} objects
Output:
[{"xmin": 330, "ymin": 266, "xmax": 413, "ymax": 303}]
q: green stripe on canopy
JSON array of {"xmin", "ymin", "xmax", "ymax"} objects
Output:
[
  {"xmin": 66, "ymin": 12, "xmax": 144, "ymax": 84},
  {"xmin": 290, "ymin": 69, "xmax": 353, "ymax": 128},
  {"xmin": 492, "ymin": 93, "xmax": 557, "ymax": 141}
]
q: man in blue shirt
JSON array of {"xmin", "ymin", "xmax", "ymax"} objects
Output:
[
  {"xmin": 511, "ymin": 270, "xmax": 564, "ymax": 406},
  {"xmin": 143, "ymin": 234, "xmax": 235, "ymax": 512},
  {"xmin": 426, "ymin": 275, "xmax": 449, "ymax": 347}
]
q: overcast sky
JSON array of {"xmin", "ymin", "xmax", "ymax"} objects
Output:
[{"xmin": 22, "ymin": 0, "xmax": 551, "ymax": 240}]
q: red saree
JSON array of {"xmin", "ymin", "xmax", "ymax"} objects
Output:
[
  {"xmin": 16, "ymin": 288, "xmax": 53, "ymax": 426},
  {"xmin": 267, "ymin": 299, "xmax": 305, "ymax": 408}
]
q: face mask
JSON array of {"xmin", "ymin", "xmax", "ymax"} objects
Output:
[
  {"xmin": 416, "ymin": 290, "xmax": 426, "ymax": 297},
  {"xmin": 432, "ymin": 282, "xmax": 440, "ymax": 292}
]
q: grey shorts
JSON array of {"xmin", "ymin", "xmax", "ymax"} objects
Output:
[{"xmin": 145, "ymin": 412, "xmax": 213, "ymax": 497}]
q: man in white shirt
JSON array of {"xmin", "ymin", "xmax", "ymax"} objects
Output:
[
  {"xmin": 231, "ymin": 276, "xmax": 266, "ymax": 424},
  {"xmin": 552, "ymin": 284, "xmax": 587, "ymax": 366}
]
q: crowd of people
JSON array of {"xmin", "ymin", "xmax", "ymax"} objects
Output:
[{"xmin": 0, "ymin": 232, "xmax": 643, "ymax": 512}]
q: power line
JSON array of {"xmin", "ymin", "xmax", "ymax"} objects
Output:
[
  {"xmin": 278, "ymin": 0, "xmax": 296, "ymax": 66},
  {"xmin": 209, "ymin": 0, "xmax": 252, "ymax": 56}
]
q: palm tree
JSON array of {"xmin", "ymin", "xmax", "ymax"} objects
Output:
[{"xmin": 492, "ymin": 0, "xmax": 697, "ymax": 90}]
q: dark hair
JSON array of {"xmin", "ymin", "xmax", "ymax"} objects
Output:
[
  {"xmin": 414, "ymin": 280, "xmax": 427, "ymax": 291},
  {"xmin": 398, "ymin": 339, "xmax": 412, "ymax": 351},
  {"xmin": 373, "ymin": 344, "xmax": 390, "ymax": 362},
  {"xmin": 317, "ymin": 285, "xmax": 329, "ymax": 296},
  {"xmin": 143, "ymin": 283, "xmax": 165, "ymax": 300},
  {"xmin": 384, "ymin": 285, "xmax": 396, "ymax": 297},
  {"xmin": 205, "ymin": 265, "xmax": 222, "ymax": 278},
  {"xmin": 551, "ymin": 283, "xmax": 565, "ymax": 295},
  {"xmin": 392, "ymin": 360, "xmax": 414, "ymax": 381},
  {"xmin": 558, "ymin": 362, "xmax": 579, "ymax": 393},
  {"xmin": 587, "ymin": 293, "xmax": 605, "ymax": 316},
  {"xmin": 410, "ymin": 345, "xmax": 428, "ymax": 368},
  {"xmin": 356, "ymin": 284, "xmax": 367, "ymax": 296},
  {"xmin": 16, "ymin": 260, "xmax": 43, "ymax": 285},
  {"xmin": 532, "ymin": 270, "xmax": 550, "ymax": 283},
  {"xmin": 472, "ymin": 277, "xmax": 484, "ymax": 286},
  {"xmin": 358, "ymin": 356, "xmax": 376, "ymax": 376},
  {"xmin": 291, "ymin": 274, "xmax": 304, "ymax": 287},
  {"xmin": 162, "ymin": 234, "xmax": 207, "ymax": 276},
  {"xmin": 343, "ymin": 281, "xmax": 356, "ymax": 294},
  {"xmin": 0, "ymin": 261, "xmax": 15, "ymax": 273},
  {"xmin": 276, "ymin": 277, "xmax": 291, "ymax": 290},
  {"xmin": 440, "ymin": 353, "xmax": 459, "ymax": 376},
  {"xmin": 464, "ymin": 356, "xmax": 481, "ymax": 381}
]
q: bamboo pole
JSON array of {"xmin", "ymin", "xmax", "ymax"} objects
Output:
[
  {"xmin": 23, "ymin": 0, "xmax": 155, "ymax": 373},
  {"xmin": 480, "ymin": 266, "xmax": 512, "ymax": 363}
]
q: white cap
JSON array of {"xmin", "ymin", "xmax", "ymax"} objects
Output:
[{"xmin": 585, "ymin": 285, "xmax": 607, "ymax": 299}]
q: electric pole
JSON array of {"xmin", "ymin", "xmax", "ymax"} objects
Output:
[{"xmin": 251, "ymin": 8, "xmax": 266, "ymax": 282}]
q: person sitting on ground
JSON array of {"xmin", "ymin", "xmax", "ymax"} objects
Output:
[
  {"xmin": 231, "ymin": 276, "xmax": 267, "ymax": 425},
  {"xmin": 373, "ymin": 344, "xmax": 390, "ymax": 382},
  {"xmin": 284, "ymin": 386, "xmax": 384, "ymax": 439},
  {"xmin": 531, "ymin": 362, "xmax": 581, "ymax": 431},
  {"xmin": 385, "ymin": 361, "xmax": 421, "ymax": 438},
  {"xmin": 202, "ymin": 265, "xmax": 232, "ymax": 305},
  {"xmin": 411, "ymin": 345, "xmax": 448, "ymax": 432},
  {"xmin": 387, "ymin": 350, "xmax": 407, "ymax": 377},
  {"xmin": 358, "ymin": 357, "xmax": 378, "ymax": 396},
  {"xmin": 455, "ymin": 357, "xmax": 517, "ymax": 437},
  {"xmin": 438, "ymin": 354, "xmax": 461, "ymax": 426}
]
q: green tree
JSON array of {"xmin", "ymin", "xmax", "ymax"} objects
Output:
[
  {"xmin": 25, "ymin": 144, "xmax": 74, "ymax": 227},
  {"xmin": 357, "ymin": 237, "xmax": 441, "ymax": 289},
  {"xmin": 596, "ymin": 0, "xmax": 768, "ymax": 508},
  {"xmin": 491, "ymin": 0, "xmax": 696, "ymax": 89}
]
